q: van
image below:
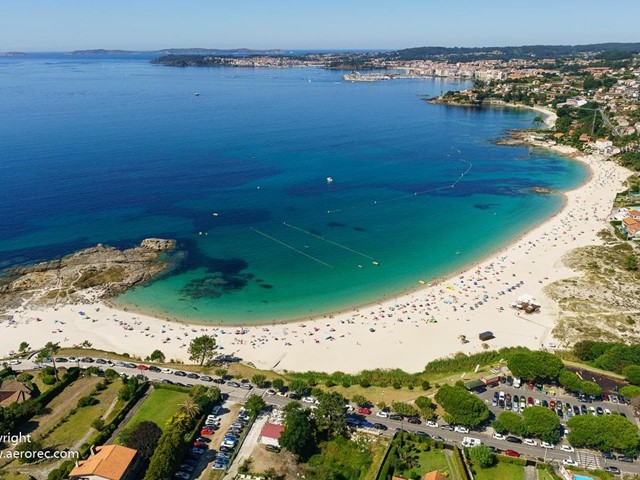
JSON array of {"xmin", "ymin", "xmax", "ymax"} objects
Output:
[
  {"xmin": 513, "ymin": 377, "xmax": 521, "ymax": 388},
  {"xmin": 462, "ymin": 437, "xmax": 482, "ymax": 447}
]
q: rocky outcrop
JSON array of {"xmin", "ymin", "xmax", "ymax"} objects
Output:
[{"xmin": 1, "ymin": 239, "xmax": 176, "ymax": 310}]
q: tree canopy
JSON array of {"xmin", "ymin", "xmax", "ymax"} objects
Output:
[
  {"xmin": 434, "ymin": 385, "xmax": 489, "ymax": 428},
  {"xmin": 469, "ymin": 445, "xmax": 496, "ymax": 468},
  {"xmin": 507, "ymin": 351, "xmax": 564, "ymax": 380},
  {"xmin": 567, "ymin": 414, "xmax": 640, "ymax": 457},
  {"xmin": 623, "ymin": 365, "xmax": 640, "ymax": 385},
  {"xmin": 522, "ymin": 406, "xmax": 561, "ymax": 443},
  {"xmin": 120, "ymin": 421, "xmax": 162, "ymax": 460},
  {"xmin": 315, "ymin": 391, "xmax": 347, "ymax": 437},
  {"xmin": 280, "ymin": 403, "xmax": 315, "ymax": 458},
  {"xmin": 187, "ymin": 335, "xmax": 217, "ymax": 366}
]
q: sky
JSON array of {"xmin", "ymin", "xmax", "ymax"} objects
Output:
[{"xmin": 1, "ymin": 0, "xmax": 639, "ymax": 52}]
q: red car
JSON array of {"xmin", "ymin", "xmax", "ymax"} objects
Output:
[
  {"xmin": 549, "ymin": 400, "xmax": 556, "ymax": 410},
  {"xmin": 527, "ymin": 397, "xmax": 534, "ymax": 406},
  {"xmin": 137, "ymin": 364, "xmax": 149, "ymax": 370},
  {"xmin": 200, "ymin": 428, "xmax": 215, "ymax": 435},
  {"xmin": 357, "ymin": 407, "xmax": 372, "ymax": 415},
  {"xmin": 193, "ymin": 441, "xmax": 208, "ymax": 449},
  {"xmin": 527, "ymin": 381, "xmax": 534, "ymax": 389},
  {"xmin": 504, "ymin": 450, "xmax": 521, "ymax": 457}
]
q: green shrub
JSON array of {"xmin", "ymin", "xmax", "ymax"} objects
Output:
[{"xmin": 77, "ymin": 396, "xmax": 99, "ymax": 408}]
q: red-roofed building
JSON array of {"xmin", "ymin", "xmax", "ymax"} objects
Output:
[{"xmin": 260, "ymin": 423, "xmax": 285, "ymax": 447}]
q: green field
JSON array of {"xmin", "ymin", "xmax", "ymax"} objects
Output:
[
  {"xmin": 42, "ymin": 380, "xmax": 121, "ymax": 450},
  {"xmin": 472, "ymin": 461, "xmax": 525, "ymax": 480},
  {"xmin": 395, "ymin": 445, "xmax": 462, "ymax": 480},
  {"xmin": 123, "ymin": 387, "xmax": 189, "ymax": 431}
]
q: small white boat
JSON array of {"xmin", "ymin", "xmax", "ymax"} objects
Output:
[{"xmin": 326, "ymin": 177, "xmax": 333, "ymax": 183}]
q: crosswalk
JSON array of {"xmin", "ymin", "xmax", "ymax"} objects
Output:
[{"xmin": 577, "ymin": 450, "xmax": 601, "ymax": 470}]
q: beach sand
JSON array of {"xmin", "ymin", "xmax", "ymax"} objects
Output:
[{"xmin": 0, "ymin": 146, "xmax": 630, "ymax": 374}]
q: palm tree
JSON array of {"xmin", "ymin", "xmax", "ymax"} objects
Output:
[
  {"xmin": 179, "ymin": 398, "xmax": 201, "ymax": 419},
  {"xmin": 37, "ymin": 342, "xmax": 61, "ymax": 381}
]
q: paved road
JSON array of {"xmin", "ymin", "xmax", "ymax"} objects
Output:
[{"xmin": 9, "ymin": 357, "xmax": 640, "ymax": 476}]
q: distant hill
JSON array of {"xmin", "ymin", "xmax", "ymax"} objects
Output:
[
  {"xmin": 70, "ymin": 48, "xmax": 285, "ymax": 56},
  {"xmin": 386, "ymin": 43, "xmax": 640, "ymax": 61}
]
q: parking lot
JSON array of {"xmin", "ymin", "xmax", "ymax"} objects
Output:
[{"xmin": 475, "ymin": 380, "xmax": 634, "ymax": 426}]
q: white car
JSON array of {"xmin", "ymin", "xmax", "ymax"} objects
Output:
[
  {"xmin": 560, "ymin": 445, "xmax": 574, "ymax": 453},
  {"xmin": 492, "ymin": 433, "xmax": 506, "ymax": 440},
  {"xmin": 563, "ymin": 459, "xmax": 579, "ymax": 467},
  {"xmin": 534, "ymin": 399, "xmax": 541, "ymax": 406},
  {"xmin": 161, "ymin": 368, "xmax": 173, "ymax": 374},
  {"xmin": 302, "ymin": 396, "xmax": 316, "ymax": 404},
  {"xmin": 541, "ymin": 441, "xmax": 555, "ymax": 449},
  {"xmin": 8, "ymin": 360, "xmax": 21, "ymax": 365},
  {"xmin": 454, "ymin": 426, "xmax": 469, "ymax": 434},
  {"xmin": 604, "ymin": 408, "xmax": 611, "ymax": 415},
  {"xmin": 524, "ymin": 438, "xmax": 537, "ymax": 446},
  {"xmin": 175, "ymin": 472, "xmax": 190, "ymax": 480},
  {"xmin": 376, "ymin": 411, "xmax": 389, "ymax": 418},
  {"xmin": 426, "ymin": 421, "xmax": 438, "ymax": 428}
]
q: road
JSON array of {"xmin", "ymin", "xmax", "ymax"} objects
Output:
[{"xmin": 9, "ymin": 357, "xmax": 640, "ymax": 476}]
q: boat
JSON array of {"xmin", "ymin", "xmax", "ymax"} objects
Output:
[
  {"xmin": 194, "ymin": 92, "xmax": 200, "ymax": 96},
  {"xmin": 372, "ymin": 261, "xmax": 380, "ymax": 266},
  {"xmin": 419, "ymin": 280, "xmax": 427, "ymax": 285},
  {"xmin": 326, "ymin": 177, "xmax": 333, "ymax": 183}
]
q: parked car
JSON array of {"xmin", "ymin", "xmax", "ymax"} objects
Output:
[
  {"xmin": 506, "ymin": 436, "xmax": 522, "ymax": 444},
  {"xmin": 602, "ymin": 452, "xmax": 616, "ymax": 460},
  {"xmin": 492, "ymin": 433, "xmax": 506, "ymax": 440},
  {"xmin": 211, "ymin": 463, "xmax": 226, "ymax": 471},
  {"xmin": 504, "ymin": 450, "xmax": 521, "ymax": 457},
  {"xmin": 541, "ymin": 441, "xmax": 554, "ymax": 449},
  {"xmin": 190, "ymin": 448, "xmax": 205, "ymax": 455},
  {"xmin": 265, "ymin": 444, "xmax": 281, "ymax": 453},
  {"xmin": 375, "ymin": 411, "xmax": 388, "ymax": 418},
  {"xmin": 227, "ymin": 381, "xmax": 240, "ymax": 388},
  {"xmin": 560, "ymin": 445, "xmax": 574, "ymax": 453},
  {"xmin": 175, "ymin": 472, "xmax": 190, "ymax": 480},
  {"xmin": 200, "ymin": 428, "xmax": 215, "ymax": 435},
  {"xmin": 407, "ymin": 417, "xmax": 421, "ymax": 425},
  {"xmin": 389, "ymin": 414, "xmax": 403, "ymax": 421},
  {"xmin": 523, "ymin": 439, "xmax": 537, "ymax": 446},
  {"xmin": 415, "ymin": 431, "xmax": 430, "ymax": 438},
  {"xmin": 454, "ymin": 426, "xmax": 469, "ymax": 434},
  {"xmin": 174, "ymin": 370, "xmax": 187, "ymax": 377},
  {"xmin": 604, "ymin": 466, "xmax": 621, "ymax": 474},
  {"xmin": 562, "ymin": 459, "xmax": 578, "ymax": 467},
  {"xmin": 187, "ymin": 373, "xmax": 200, "ymax": 379},
  {"xmin": 425, "ymin": 421, "xmax": 438, "ymax": 428},
  {"xmin": 179, "ymin": 464, "xmax": 194, "ymax": 473},
  {"xmin": 618, "ymin": 456, "xmax": 634, "ymax": 463},
  {"xmin": 357, "ymin": 407, "xmax": 372, "ymax": 415},
  {"xmin": 372, "ymin": 423, "xmax": 388, "ymax": 431}
]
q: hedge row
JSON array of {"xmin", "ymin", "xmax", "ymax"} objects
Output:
[{"xmin": 451, "ymin": 446, "xmax": 471, "ymax": 480}]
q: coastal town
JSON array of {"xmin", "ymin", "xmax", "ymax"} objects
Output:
[{"xmin": 2, "ymin": 43, "xmax": 640, "ymax": 480}]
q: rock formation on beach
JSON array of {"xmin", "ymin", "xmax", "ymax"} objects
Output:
[{"xmin": 0, "ymin": 239, "xmax": 176, "ymax": 310}]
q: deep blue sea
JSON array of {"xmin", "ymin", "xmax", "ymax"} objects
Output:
[{"xmin": 0, "ymin": 54, "xmax": 588, "ymax": 323}]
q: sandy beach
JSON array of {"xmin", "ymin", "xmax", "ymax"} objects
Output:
[{"xmin": 0, "ymin": 145, "xmax": 630, "ymax": 374}]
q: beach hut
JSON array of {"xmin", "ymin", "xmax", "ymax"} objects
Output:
[{"xmin": 479, "ymin": 331, "xmax": 494, "ymax": 341}]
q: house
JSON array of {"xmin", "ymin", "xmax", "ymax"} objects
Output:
[
  {"xmin": 626, "ymin": 222, "xmax": 640, "ymax": 239},
  {"xmin": 393, "ymin": 472, "xmax": 447, "ymax": 480},
  {"xmin": 579, "ymin": 133, "xmax": 590, "ymax": 142},
  {"xmin": 595, "ymin": 138, "xmax": 613, "ymax": 151},
  {"xmin": 259, "ymin": 423, "xmax": 285, "ymax": 448},
  {"xmin": 0, "ymin": 380, "xmax": 32, "ymax": 407},
  {"xmin": 68, "ymin": 445, "xmax": 138, "ymax": 480}
]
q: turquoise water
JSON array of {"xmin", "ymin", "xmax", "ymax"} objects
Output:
[
  {"xmin": 572, "ymin": 475, "xmax": 594, "ymax": 480},
  {"xmin": 0, "ymin": 54, "xmax": 588, "ymax": 323}
]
